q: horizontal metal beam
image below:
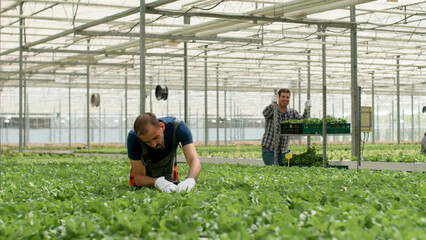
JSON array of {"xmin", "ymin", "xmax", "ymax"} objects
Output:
[
  {"xmin": 0, "ymin": 60, "xmax": 134, "ymax": 67},
  {"xmin": 1, "ymin": 80, "xmax": 424, "ymax": 96},
  {"xmin": 0, "ymin": 7, "xmax": 140, "ymax": 56},
  {"xmin": 0, "ymin": 70, "xmax": 87, "ymax": 76},
  {"xmin": 26, "ymin": 48, "xmax": 183, "ymax": 58},
  {"xmin": 146, "ymin": 8, "xmax": 355, "ymax": 28},
  {"xmin": 75, "ymin": 30, "xmax": 262, "ymax": 44}
]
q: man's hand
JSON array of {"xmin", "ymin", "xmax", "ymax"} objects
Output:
[
  {"xmin": 271, "ymin": 94, "xmax": 278, "ymax": 103},
  {"xmin": 155, "ymin": 176, "xmax": 177, "ymax": 192},
  {"xmin": 176, "ymin": 178, "xmax": 196, "ymax": 193},
  {"xmin": 305, "ymin": 99, "xmax": 312, "ymax": 108}
]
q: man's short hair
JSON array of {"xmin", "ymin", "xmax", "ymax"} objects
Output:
[
  {"xmin": 278, "ymin": 88, "xmax": 291, "ymax": 97},
  {"xmin": 133, "ymin": 112, "xmax": 160, "ymax": 136}
]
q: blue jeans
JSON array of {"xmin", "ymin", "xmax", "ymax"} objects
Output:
[{"xmin": 262, "ymin": 147, "xmax": 290, "ymax": 166}]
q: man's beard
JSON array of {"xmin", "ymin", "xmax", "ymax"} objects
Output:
[{"xmin": 154, "ymin": 144, "xmax": 165, "ymax": 151}]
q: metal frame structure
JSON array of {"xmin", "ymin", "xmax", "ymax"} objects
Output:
[{"xmin": 1, "ymin": 0, "xmax": 425, "ymax": 151}]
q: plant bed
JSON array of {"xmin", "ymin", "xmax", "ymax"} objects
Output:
[
  {"xmin": 289, "ymin": 147, "xmax": 324, "ymax": 167},
  {"xmin": 1, "ymin": 152, "xmax": 425, "ymax": 239}
]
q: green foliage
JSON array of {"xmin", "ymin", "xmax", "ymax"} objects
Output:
[
  {"xmin": 0, "ymin": 154, "xmax": 425, "ymax": 239},
  {"xmin": 282, "ymin": 115, "xmax": 347, "ymax": 124},
  {"xmin": 291, "ymin": 147, "xmax": 324, "ymax": 166}
]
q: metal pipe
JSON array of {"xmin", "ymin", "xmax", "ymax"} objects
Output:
[
  {"xmin": 99, "ymin": 101, "xmax": 101, "ymax": 144},
  {"xmin": 18, "ymin": 2, "xmax": 24, "ymax": 152},
  {"xmin": 342, "ymin": 97, "xmax": 345, "ymax": 143},
  {"xmin": 224, "ymin": 89, "xmax": 227, "ymax": 146},
  {"xmin": 216, "ymin": 64, "xmax": 219, "ymax": 147},
  {"xmin": 298, "ymin": 67, "xmax": 301, "ymax": 146},
  {"xmin": 68, "ymin": 76, "xmax": 71, "ymax": 146},
  {"xmin": 204, "ymin": 45, "xmax": 208, "ymax": 147},
  {"xmin": 140, "ymin": 0, "xmax": 146, "ymax": 114},
  {"xmin": 396, "ymin": 55, "xmax": 400, "ymax": 145},
  {"xmin": 321, "ymin": 25, "xmax": 327, "ymax": 168},
  {"xmin": 392, "ymin": 100, "xmax": 394, "ymax": 141},
  {"xmin": 125, "ymin": 68, "xmax": 128, "ymax": 147},
  {"xmin": 371, "ymin": 71, "xmax": 375, "ymax": 144},
  {"xmin": 24, "ymin": 71, "xmax": 29, "ymax": 148},
  {"xmin": 184, "ymin": 16, "xmax": 190, "ymax": 123},
  {"xmin": 350, "ymin": 6, "xmax": 361, "ymax": 169},
  {"xmin": 377, "ymin": 103, "xmax": 379, "ymax": 141},
  {"xmin": 230, "ymin": 95, "xmax": 232, "ymax": 143},
  {"xmin": 59, "ymin": 100, "xmax": 61, "ymax": 143},
  {"xmin": 411, "ymin": 94, "xmax": 414, "ymax": 143},
  {"xmin": 273, "ymin": 89, "xmax": 278, "ymax": 166},
  {"xmin": 307, "ymin": 50, "xmax": 311, "ymax": 148},
  {"xmin": 86, "ymin": 40, "xmax": 90, "ymax": 149}
]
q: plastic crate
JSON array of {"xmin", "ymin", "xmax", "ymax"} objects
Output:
[
  {"xmin": 302, "ymin": 123, "xmax": 322, "ymax": 134},
  {"xmin": 281, "ymin": 123, "xmax": 351, "ymax": 134},
  {"xmin": 281, "ymin": 123, "xmax": 303, "ymax": 134},
  {"xmin": 327, "ymin": 123, "xmax": 351, "ymax": 134}
]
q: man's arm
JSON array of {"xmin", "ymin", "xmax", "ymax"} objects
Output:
[
  {"xmin": 130, "ymin": 160, "xmax": 156, "ymax": 187},
  {"xmin": 263, "ymin": 104, "xmax": 274, "ymax": 119},
  {"xmin": 182, "ymin": 143, "xmax": 201, "ymax": 180}
]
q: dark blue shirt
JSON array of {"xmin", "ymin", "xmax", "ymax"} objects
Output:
[{"xmin": 127, "ymin": 116, "xmax": 193, "ymax": 163}]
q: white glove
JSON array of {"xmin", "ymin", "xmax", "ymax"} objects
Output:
[
  {"xmin": 176, "ymin": 178, "xmax": 196, "ymax": 193},
  {"xmin": 271, "ymin": 94, "xmax": 278, "ymax": 103},
  {"xmin": 305, "ymin": 100, "xmax": 312, "ymax": 108},
  {"xmin": 154, "ymin": 176, "xmax": 177, "ymax": 192}
]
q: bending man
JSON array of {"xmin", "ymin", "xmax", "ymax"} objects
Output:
[{"xmin": 127, "ymin": 112, "xmax": 201, "ymax": 192}]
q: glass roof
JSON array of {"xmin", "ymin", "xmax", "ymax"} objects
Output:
[{"xmin": 1, "ymin": 0, "xmax": 425, "ymax": 117}]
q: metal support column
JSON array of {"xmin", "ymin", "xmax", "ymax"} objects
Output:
[
  {"xmin": 125, "ymin": 68, "xmax": 128, "ymax": 146},
  {"xmin": 298, "ymin": 68, "xmax": 301, "ymax": 146},
  {"xmin": 411, "ymin": 94, "xmax": 414, "ymax": 143},
  {"xmin": 140, "ymin": 0, "xmax": 146, "ymax": 114},
  {"xmin": 68, "ymin": 76, "xmax": 71, "ymax": 146},
  {"xmin": 342, "ymin": 97, "xmax": 345, "ymax": 143},
  {"xmin": 230, "ymin": 95, "xmax": 232, "ymax": 143},
  {"xmin": 371, "ymin": 71, "xmax": 375, "ymax": 144},
  {"xmin": 204, "ymin": 45, "xmax": 208, "ymax": 147},
  {"xmin": 99, "ymin": 102, "xmax": 101, "ymax": 143},
  {"xmin": 183, "ymin": 16, "xmax": 190, "ymax": 123},
  {"xmin": 307, "ymin": 50, "xmax": 311, "ymax": 148},
  {"xmin": 86, "ymin": 41, "xmax": 90, "ymax": 149},
  {"xmin": 216, "ymin": 64, "xmax": 219, "ymax": 147},
  {"xmin": 377, "ymin": 103, "xmax": 379, "ymax": 141},
  {"xmin": 59, "ymin": 100, "xmax": 62, "ymax": 143},
  {"xmin": 18, "ymin": 2, "xmax": 24, "ymax": 152},
  {"xmin": 224, "ymin": 89, "xmax": 227, "ymax": 146},
  {"xmin": 273, "ymin": 89, "xmax": 279, "ymax": 166},
  {"xmin": 418, "ymin": 105, "xmax": 421, "ymax": 140},
  {"xmin": 392, "ymin": 101, "xmax": 394, "ymax": 140},
  {"xmin": 149, "ymin": 77, "xmax": 152, "ymax": 112},
  {"xmin": 24, "ymin": 59, "xmax": 29, "ymax": 148},
  {"xmin": 350, "ymin": 6, "xmax": 361, "ymax": 169},
  {"xmin": 396, "ymin": 56, "xmax": 400, "ymax": 144},
  {"xmin": 321, "ymin": 26, "xmax": 327, "ymax": 168}
]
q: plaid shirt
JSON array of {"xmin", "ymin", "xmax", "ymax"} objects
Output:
[{"xmin": 262, "ymin": 104, "xmax": 307, "ymax": 153}]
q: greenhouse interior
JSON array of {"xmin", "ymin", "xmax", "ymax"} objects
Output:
[{"xmin": 0, "ymin": 0, "xmax": 425, "ymax": 239}]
